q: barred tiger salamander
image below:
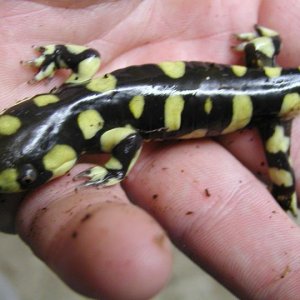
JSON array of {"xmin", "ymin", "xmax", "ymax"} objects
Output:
[{"xmin": 0, "ymin": 25, "xmax": 299, "ymax": 215}]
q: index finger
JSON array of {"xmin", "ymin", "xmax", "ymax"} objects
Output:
[{"xmin": 124, "ymin": 139, "xmax": 300, "ymax": 299}]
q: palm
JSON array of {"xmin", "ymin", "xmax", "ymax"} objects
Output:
[{"xmin": 1, "ymin": 1, "xmax": 300, "ymax": 299}]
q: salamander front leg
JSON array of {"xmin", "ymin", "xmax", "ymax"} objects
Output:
[
  {"xmin": 258, "ymin": 121, "xmax": 297, "ymax": 216},
  {"xmin": 22, "ymin": 44, "xmax": 101, "ymax": 84},
  {"xmin": 75, "ymin": 128, "xmax": 142, "ymax": 187}
]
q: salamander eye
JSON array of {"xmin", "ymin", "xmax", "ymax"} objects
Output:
[{"xmin": 18, "ymin": 164, "xmax": 38, "ymax": 187}]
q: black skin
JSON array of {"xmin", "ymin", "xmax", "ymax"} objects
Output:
[{"xmin": 1, "ymin": 1, "xmax": 300, "ymax": 299}]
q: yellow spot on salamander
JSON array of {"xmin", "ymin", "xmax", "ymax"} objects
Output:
[
  {"xmin": 231, "ymin": 65, "xmax": 247, "ymax": 77},
  {"xmin": 86, "ymin": 166, "xmax": 108, "ymax": 181},
  {"xmin": 264, "ymin": 66, "xmax": 282, "ymax": 78},
  {"xmin": 253, "ymin": 37, "xmax": 276, "ymax": 59},
  {"xmin": 33, "ymin": 94, "xmax": 60, "ymax": 107},
  {"xmin": 86, "ymin": 74, "xmax": 117, "ymax": 93},
  {"xmin": 43, "ymin": 144, "xmax": 77, "ymax": 178},
  {"xmin": 266, "ymin": 126, "xmax": 290, "ymax": 154},
  {"xmin": 127, "ymin": 147, "xmax": 142, "ymax": 174},
  {"xmin": 34, "ymin": 62, "xmax": 56, "ymax": 81},
  {"xmin": 0, "ymin": 168, "xmax": 20, "ymax": 192},
  {"xmin": 222, "ymin": 95, "xmax": 253, "ymax": 134},
  {"xmin": 105, "ymin": 157, "xmax": 123, "ymax": 170},
  {"xmin": 257, "ymin": 26, "xmax": 278, "ymax": 37},
  {"xmin": 179, "ymin": 129, "xmax": 208, "ymax": 139},
  {"xmin": 290, "ymin": 193, "xmax": 298, "ymax": 217},
  {"xmin": 129, "ymin": 95, "xmax": 145, "ymax": 119},
  {"xmin": 100, "ymin": 127, "xmax": 137, "ymax": 153},
  {"xmin": 77, "ymin": 109, "xmax": 104, "ymax": 139},
  {"xmin": 269, "ymin": 168, "xmax": 293, "ymax": 187},
  {"xmin": 280, "ymin": 93, "xmax": 300, "ymax": 118},
  {"xmin": 158, "ymin": 61, "xmax": 186, "ymax": 79},
  {"xmin": 164, "ymin": 95, "xmax": 184, "ymax": 131},
  {"xmin": 204, "ymin": 97, "xmax": 212, "ymax": 114},
  {"xmin": 235, "ymin": 32, "xmax": 256, "ymax": 41},
  {"xmin": 66, "ymin": 57, "xmax": 101, "ymax": 84},
  {"xmin": 0, "ymin": 115, "xmax": 21, "ymax": 136}
]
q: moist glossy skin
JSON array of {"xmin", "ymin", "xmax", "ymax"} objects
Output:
[{"xmin": 0, "ymin": 26, "xmax": 299, "ymax": 215}]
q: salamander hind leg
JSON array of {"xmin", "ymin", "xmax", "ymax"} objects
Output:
[
  {"xmin": 235, "ymin": 26, "xmax": 298, "ymax": 215},
  {"xmin": 258, "ymin": 121, "xmax": 297, "ymax": 216},
  {"xmin": 22, "ymin": 44, "xmax": 101, "ymax": 84},
  {"xmin": 75, "ymin": 127, "xmax": 142, "ymax": 188},
  {"xmin": 234, "ymin": 25, "xmax": 281, "ymax": 67}
]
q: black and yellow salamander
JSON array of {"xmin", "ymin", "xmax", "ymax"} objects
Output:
[{"xmin": 0, "ymin": 25, "xmax": 299, "ymax": 215}]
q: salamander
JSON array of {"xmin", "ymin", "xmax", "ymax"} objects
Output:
[{"xmin": 0, "ymin": 25, "xmax": 299, "ymax": 215}]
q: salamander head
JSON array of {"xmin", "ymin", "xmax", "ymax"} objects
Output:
[{"xmin": 0, "ymin": 111, "xmax": 78, "ymax": 193}]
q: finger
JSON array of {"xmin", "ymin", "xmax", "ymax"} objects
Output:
[
  {"xmin": 218, "ymin": 128, "xmax": 268, "ymax": 180},
  {"xmin": 17, "ymin": 164, "xmax": 172, "ymax": 300},
  {"xmin": 124, "ymin": 140, "xmax": 300, "ymax": 299}
]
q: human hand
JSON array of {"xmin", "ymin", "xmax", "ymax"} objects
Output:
[{"xmin": 1, "ymin": 0, "xmax": 300, "ymax": 299}]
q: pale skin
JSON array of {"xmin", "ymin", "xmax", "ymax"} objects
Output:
[{"xmin": 1, "ymin": 0, "xmax": 300, "ymax": 299}]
